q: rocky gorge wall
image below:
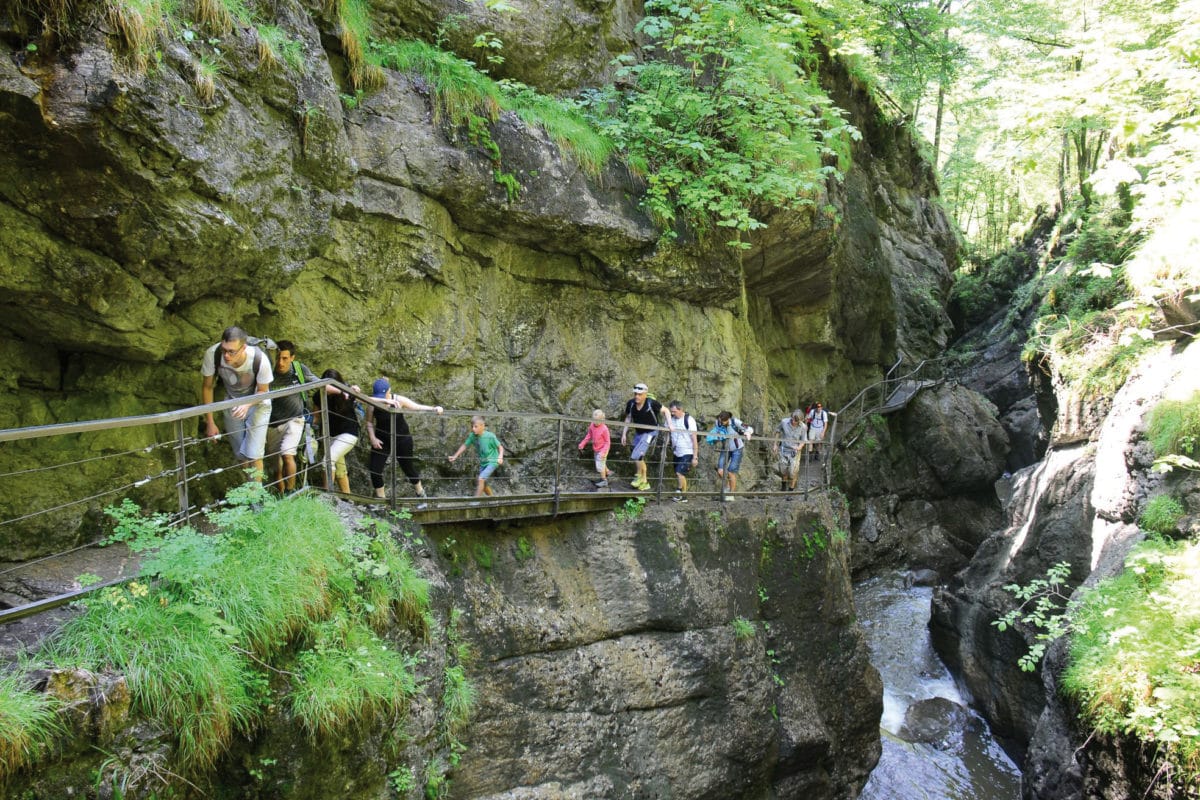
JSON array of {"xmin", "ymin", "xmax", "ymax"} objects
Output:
[
  {"xmin": 0, "ymin": 0, "xmax": 955, "ymax": 557},
  {"xmin": 6, "ymin": 494, "xmax": 882, "ymax": 799},
  {"xmin": 929, "ymin": 331, "xmax": 1200, "ymax": 797}
]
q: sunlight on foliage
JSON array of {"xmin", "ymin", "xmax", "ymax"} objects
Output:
[
  {"xmin": 292, "ymin": 616, "xmax": 418, "ymax": 738},
  {"xmin": 41, "ymin": 494, "xmax": 433, "ymax": 774},
  {"xmin": 1064, "ymin": 537, "xmax": 1200, "ymax": 785},
  {"xmin": 588, "ymin": 0, "xmax": 857, "ymax": 243}
]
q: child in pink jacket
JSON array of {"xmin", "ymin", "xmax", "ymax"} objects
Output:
[{"xmin": 579, "ymin": 409, "xmax": 614, "ymax": 487}]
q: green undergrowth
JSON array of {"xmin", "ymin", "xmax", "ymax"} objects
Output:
[
  {"xmin": 1018, "ymin": 206, "xmax": 1157, "ymax": 398},
  {"xmin": 1063, "ymin": 535, "xmax": 1200, "ymax": 787},
  {"xmin": 1140, "ymin": 495, "xmax": 1186, "ymax": 537},
  {"xmin": 36, "ymin": 488, "xmax": 439, "ymax": 777},
  {"xmin": 1148, "ymin": 392, "xmax": 1200, "ymax": 463},
  {"xmin": 0, "ymin": 673, "xmax": 62, "ymax": 783}
]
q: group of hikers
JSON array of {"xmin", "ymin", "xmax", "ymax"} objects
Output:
[
  {"xmin": 581, "ymin": 384, "xmax": 829, "ymax": 502},
  {"xmin": 200, "ymin": 326, "xmax": 831, "ymax": 501}
]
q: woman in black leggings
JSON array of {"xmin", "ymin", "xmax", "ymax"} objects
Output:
[{"xmin": 365, "ymin": 377, "xmax": 443, "ymax": 500}]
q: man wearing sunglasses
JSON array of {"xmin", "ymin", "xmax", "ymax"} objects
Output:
[{"xmin": 200, "ymin": 326, "xmax": 274, "ymax": 480}]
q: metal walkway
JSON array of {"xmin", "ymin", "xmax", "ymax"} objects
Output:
[{"xmin": 0, "ymin": 380, "xmax": 833, "ymax": 625}]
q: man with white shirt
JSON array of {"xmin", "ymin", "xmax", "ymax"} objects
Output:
[
  {"xmin": 666, "ymin": 400, "xmax": 699, "ymax": 501},
  {"xmin": 200, "ymin": 326, "xmax": 274, "ymax": 479}
]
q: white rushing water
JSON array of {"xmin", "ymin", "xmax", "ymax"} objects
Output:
[{"xmin": 855, "ymin": 573, "xmax": 1021, "ymax": 800}]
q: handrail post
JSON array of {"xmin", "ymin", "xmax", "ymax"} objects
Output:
[
  {"xmin": 553, "ymin": 418, "xmax": 563, "ymax": 517},
  {"xmin": 718, "ymin": 437, "xmax": 728, "ymax": 503},
  {"xmin": 320, "ymin": 388, "xmax": 332, "ymax": 492},
  {"xmin": 389, "ymin": 406, "xmax": 397, "ymax": 513},
  {"xmin": 655, "ymin": 424, "xmax": 668, "ymax": 502},
  {"xmin": 175, "ymin": 418, "xmax": 190, "ymax": 524}
]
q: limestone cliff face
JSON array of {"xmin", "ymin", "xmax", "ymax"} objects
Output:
[
  {"xmin": 0, "ymin": 0, "xmax": 953, "ymax": 555},
  {"xmin": 446, "ymin": 497, "xmax": 880, "ymax": 798}
]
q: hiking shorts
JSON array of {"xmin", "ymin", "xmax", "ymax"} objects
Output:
[
  {"xmin": 674, "ymin": 453, "xmax": 695, "ymax": 475},
  {"xmin": 717, "ymin": 447, "xmax": 744, "ymax": 474},
  {"xmin": 267, "ymin": 417, "xmax": 305, "ymax": 457},
  {"xmin": 594, "ymin": 453, "xmax": 609, "ymax": 475},
  {"xmin": 328, "ymin": 433, "xmax": 357, "ymax": 480},
  {"xmin": 631, "ymin": 432, "xmax": 656, "ymax": 461},
  {"xmin": 478, "ymin": 462, "xmax": 499, "ymax": 480},
  {"xmin": 224, "ymin": 401, "xmax": 272, "ymax": 463},
  {"xmin": 775, "ymin": 451, "xmax": 800, "ymax": 480}
]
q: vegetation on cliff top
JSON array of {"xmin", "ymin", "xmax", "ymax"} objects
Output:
[
  {"xmin": 1, "ymin": 489, "xmax": 469, "ymax": 795},
  {"xmin": 998, "ymin": 393, "xmax": 1200, "ymax": 791},
  {"xmin": 11, "ymin": 0, "xmax": 859, "ymax": 246},
  {"xmin": 1064, "ymin": 533, "xmax": 1200, "ymax": 789}
]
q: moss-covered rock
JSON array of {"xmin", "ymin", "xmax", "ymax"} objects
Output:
[{"xmin": 0, "ymin": 0, "xmax": 954, "ymax": 555}]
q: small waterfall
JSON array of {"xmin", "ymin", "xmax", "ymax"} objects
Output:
[{"xmin": 856, "ymin": 573, "xmax": 1021, "ymax": 800}]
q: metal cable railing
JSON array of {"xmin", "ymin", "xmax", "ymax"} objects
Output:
[
  {"xmin": 831, "ymin": 356, "xmax": 947, "ymax": 450},
  {"xmin": 0, "ymin": 384, "xmax": 834, "ymax": 624}
]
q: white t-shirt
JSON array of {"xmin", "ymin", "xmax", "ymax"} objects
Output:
[
  {"xmin": 201, "ymin": 344, "xmax": 274, "ymax": 399},
  {"xmin": 668, "ymin": 413, "xmax": 698, "ymax": 456}
]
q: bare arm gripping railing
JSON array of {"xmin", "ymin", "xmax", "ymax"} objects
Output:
[{"xmin": 0, "ymin": 379, "xmax": 340, "ymax": 521}]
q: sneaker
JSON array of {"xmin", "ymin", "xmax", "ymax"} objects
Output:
[
  {"xmin": 595, "ymin": 480, "xmax": 609, "ymax": 488},
  {"xmin": 672, "ymin": 491, "xmax": 687, "ymax": 503},
  {"xmin": 415, "ymin": 502, "xmax": 429, "ymax": 510},
  {"xmin": 722, "ymin": 495, "xmax": 736, "ymax": 502}
]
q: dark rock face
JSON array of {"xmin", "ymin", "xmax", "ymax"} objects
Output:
[
  {"xmin": 844, "ymin": 383, "xmax": 1009, "ymax": 578},
  {"xmin": 930, "ymin": 445, "xmax": 1096, "ymax": 753},
  {"xmin": 446, "ymin": 499, "xmax": 881, "ymax": 798},
  {"xmin": 931, "ymin": 340, "xmax": 1200, "ymax": 798},
  {"xmin": 900, "ymin": 696, "xmax": 972, "ymax": 750}
]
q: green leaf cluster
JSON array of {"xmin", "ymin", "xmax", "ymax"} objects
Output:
[
  {"xmin": 992, "ymin": 561, "xmax": 1075, "ymax": 672},
  {"xmin": 1148, "ymin": 392, "xmax": 1200, "ymax": 460},
  {"xmin": 1140, "ymin": 495, "xmax": 1186, "ymax": 537},
  {"xmin": 590, "ymin": 0, "xmax": 856, "ymax": 244}
]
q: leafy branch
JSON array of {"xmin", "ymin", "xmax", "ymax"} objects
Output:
[{"xmin": 992, "ymin": 560, "xmax": 1075, "ymax": 671}]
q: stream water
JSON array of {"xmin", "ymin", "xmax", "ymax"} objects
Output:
[{"xmin": 855, "ymin": 572, "xmax": 1022, "ymax": 800}]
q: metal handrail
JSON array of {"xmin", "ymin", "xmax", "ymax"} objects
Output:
[
  {"xmin": 0, "ymin": 388, "xmax": 838, "ymax": 626},
  {"xmin": 832, "ymin": 356, "xmax": 946, "ymax": 451}
]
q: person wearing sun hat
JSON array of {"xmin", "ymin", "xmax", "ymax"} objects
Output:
[
  {"xmin": 364, "ymin": 377, "xmax": 444, "ymax": 501},
  {"xmin": 620, "ymin": 382, "xmax": 664, "ymax": 491}
]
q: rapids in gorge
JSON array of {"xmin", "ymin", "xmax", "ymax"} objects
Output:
[{"xmin": 856, "ymin": 572, "xmax": 1021, "ymax": 800}]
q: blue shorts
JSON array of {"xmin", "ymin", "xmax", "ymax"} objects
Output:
[
  {"xmin": 224, "ymin": 401, "xmax": 272, "ymax": 462},
  {"xmin": 674, "ymin": 453, "xmax": 694, "ymax": 475},
  {"xmin": 717, "ymin": 448, "xmax": 743, "ymax": 473},
  {"xmin": 630, "ymin": 432, "xmax": 656, "ymax": 461},
  {"xmin": 478, "ymin": 462, "xmax": 499, "ymax": 480}
]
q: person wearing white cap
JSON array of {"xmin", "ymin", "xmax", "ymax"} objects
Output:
[{"xmin": 620, "ymin": 383, "xmax": 664, "ymax": 490}]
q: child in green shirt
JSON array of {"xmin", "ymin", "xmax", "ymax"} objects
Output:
[{"xmin": 448, "ymin": 415, "xmax": 505, "ymax": 497}]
